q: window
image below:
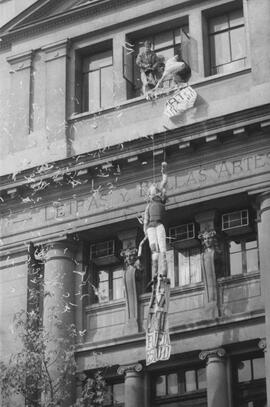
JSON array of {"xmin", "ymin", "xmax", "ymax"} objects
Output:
[
  {"xmin": 208, "ymin": 8, "xmax": 247, "ymax": 75},
  {"xmin": 96, "ymin": 266, "xmax": 124, "ymax": 303},
  {"xmin": 233, "ymin": 356, "xmax": 266, "ymax": 407},
  {"xmin": 75, "ymin": 43, "xmax": 113, "ymax": 113},
  {"xmin": 222, "ymin": 209, "xmax": 249, "ymax": 231},
  {"xmin": 152, "ymin": 366, "xmax": 207, "ymax": 406},
  {"xmin": 166, "ymin": 247, "xmax": 201, "ymax": 288},
  {"xmin": 228, "ymin": 238, "xmax": 259, "ymax": 275},
  {"xmin": 82, "ymin": 50, "xmax": 113, "ymax": 112},
  {"xmin": 169, "ymin": 223, "xmax": 195, "ymax": 241},
  {"xmin": 124, "ymin": 25, "xmax": 189, "ymax": 98},
  {"xmin": 104, "ymin": 382, "xmax": 125, "ymax": 406}
]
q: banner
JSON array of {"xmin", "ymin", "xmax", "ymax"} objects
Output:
[{"xmin": 165, "ymin": 85, "xmax": 197, "ymax": 118}]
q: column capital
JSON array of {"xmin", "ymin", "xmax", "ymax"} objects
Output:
[
  {"xmin": 199, "ymin": 348, "xmax": 226, "ymax": 362},
  {"xmin": 7, "ymin": 50, "xmax": 33, "ymax": 71},
  {"xmin": 117, "ymin": 363, "xmax": 143, "ymax": 376},
  {"xmin": 39, "ymin": 240, "xmax": 76, "ymax": 263},
  {"xmin": 258, "ymin": 338, "xmax": 267, "ymax": 352},
  {"xmin": 256, "ymin": 191, "xmax": 270, "ymax": 221},
  {"xmin": 42, "ymin": 38, "xmax": 69, "ymax": 62}
]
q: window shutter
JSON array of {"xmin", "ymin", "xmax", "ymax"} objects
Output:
[
  {"xmin": 180, "ymin": 28, "xmax": 199, "ymax": 74},
  {"xmin": 122, "ymin": 45, "xmax": 135, "ymax": 86}
]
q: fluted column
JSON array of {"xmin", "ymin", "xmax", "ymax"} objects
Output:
[
  {"xmin": 199, "ymin": 348, "xmax": 229, "ymax": 407},
  {"xmin": 117, "ymin": 363, "xmax": 144, "ymax": 407},
  {"xmin": 257, "ymin": 191, "xmax": 270, "ymax": 403}
]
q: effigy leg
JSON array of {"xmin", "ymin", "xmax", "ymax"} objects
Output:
[{"xmin": 146, "ymin": 275, "xmax": 171, "ymax": 365}]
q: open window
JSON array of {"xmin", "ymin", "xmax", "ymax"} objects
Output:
[{"xmin": 123, "ymin": 21, "xmax": 189, "ymax": 99}]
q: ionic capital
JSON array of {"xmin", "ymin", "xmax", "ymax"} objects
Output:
[
  {"xmin": 199, "ymin": 348, "xmax": 226, "ymax": 363},
  {"xmin": 117, "ymin": 363, "xmax": 143, "ymax": 376}
]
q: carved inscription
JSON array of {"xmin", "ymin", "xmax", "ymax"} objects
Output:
[{"xmin": 1, "ymin": 151, "xmax": 270, "ymax": 239}]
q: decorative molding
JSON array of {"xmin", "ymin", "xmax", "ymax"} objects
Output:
[
  {"xmin": 258, "ymin": 338, "xmax": 267, "ymax": 352},
  {"xmin": 117, "ymin": 362, "xmax": 143, "ymax": 376},
  {"xmin": 42, "ymin": 38, "xmax": 69, "ymax": 62},
  {"xmin": 199, "ymin": 348, "xmax": 226, "ymax": 362},
  {"xmin": 0, "ymin": 0, "xmax": 201, "ymax": 45},
  {"xmin": 6, "ymin": 49, "xmax": 33, "ymax": 71},
  {"xmin": 256, "ymin": 191, "xmax": 270, "ymax": 222}
]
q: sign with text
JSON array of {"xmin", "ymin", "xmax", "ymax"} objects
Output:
[
  {"xmin": 165, "ymin": 85, "xmax": 197, "ymax": 118},
  {"xmin": 0, "ymin": 151, "xmax": 269, "ymax": 242}
]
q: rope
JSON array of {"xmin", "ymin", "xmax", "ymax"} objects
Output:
[
  {"xmin": 163, "ymin": 131, "xmax": 167, "ymax": 162},
  {"xmin": 152, "ymin": 134, "xmax": 156, "ymax": 183}
]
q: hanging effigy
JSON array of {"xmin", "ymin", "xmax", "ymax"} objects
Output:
[
  {"xmin": 146, "ymin": 274, "xmax": 171, "ymax": 365},
  {"xmin": 140, "ymin": 162, "xmax": 171, "ymax": 365}
]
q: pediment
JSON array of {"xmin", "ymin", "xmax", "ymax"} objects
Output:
[{"xmin": 0, "ymin": 0, "xmax": 104, "ymax": 34}]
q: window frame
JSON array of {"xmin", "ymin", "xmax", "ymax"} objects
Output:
[
  {"xmin": 104, "ymin": 380, "xmax": 125, "ymax": 407},
  {"xmin": 151, "ymin": 365, "xmax": 207, "ymax": 405},
  {"xmin": 124, "ymin": 22, "xmax": 189, "ymax": 98},
  {"xmin": 95, "ymin": 264, "xmax": 124, "ymax": 303},
  {"xmin": 232, "ymin": 354, "xmax": 266, "ymax": 407},
  {"xmin": 226, "ymin": 235, "xmax": 259, "ymax": 276},
  {"xmin": 203, "ymin": 3, "xmax": 248, "ymax": 77},
  {"xmin": 74, "ymin": 40, "xmax": 114, "ymax": 114}
]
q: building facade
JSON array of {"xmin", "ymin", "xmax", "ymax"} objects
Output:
[{"xmin": 0, "ymin": 0, "xmax": 270, "ymax": 406}]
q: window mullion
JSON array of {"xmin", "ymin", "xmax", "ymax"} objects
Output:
[{"xmin": 242, "ymin": 241, "xmax": 247, "ymax": 274}]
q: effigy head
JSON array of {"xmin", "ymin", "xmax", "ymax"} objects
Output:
[{"xmin": 173, "ymin": 61, "xmax": 191, "ymax": 83}]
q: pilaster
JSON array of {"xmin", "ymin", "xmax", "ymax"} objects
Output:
[
  {"xmin": 7, "ymin": 50, "xmax": 34, "ymax": 148},
  {"xmin": 42, "ymin": 39, "xmax": 69, "ymax": 149}
]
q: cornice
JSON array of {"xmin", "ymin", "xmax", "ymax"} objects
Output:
[
  {"xmin": 75, "ymin": 311, "xmax": 265, "ymax": 355},
  {"xmin": 6, "ymin": 49, "xmax": 33, "ymax": 71},
  {"xmin": 0, "ymin": 0, "xmax": 133, "ymax": 45},
  {"xmin": 0, "ymin": 0, "xmax": 199, "ymax": 48}
]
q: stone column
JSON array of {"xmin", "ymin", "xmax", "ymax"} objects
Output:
[
  {"xmin": 257, "ymin": 192, "xmax": 270, "ymax": 403},
  {"xmin": 117, "ymin": 363, "xmax": 144, "ymax": 407},
  {"xmin": 199, "ymin": 348, "xmax": 229, "ymax": 407},
  {"xmin": 43, "ymin": 241, "xmax": 76, "ymax": 406}
]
